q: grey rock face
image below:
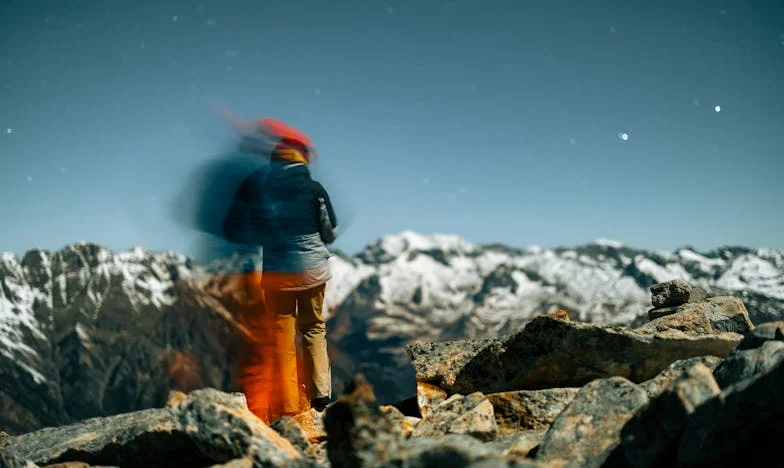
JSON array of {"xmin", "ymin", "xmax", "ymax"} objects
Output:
[
  {"xmin": 650, "ymin": 280, "xmax": 708, "ymax": 309},
  {"xmin": 535, "ymin": 377, "xmax": 649, "ymax": 467},
  {"xmin": 638, "ymin": 356, "xmax": 723, "ymax": 399},
  {"xmin": 405, "ymin": 336, "xmax": 503, "ymax": 394},
  {"xmin": 408, "ymin": 316, "xmax": 741, "ymax": 396},
  {"xmin": 271, "ymin": 416, "xmax": 311, "ymax": 455},
  {"xmin": 381, "ymin": 434, "xmax": 502, "ymax": 467},
  {"xmin": 737, "ymin": 320, "xmax": 784, "ymax": 350},
  {"xmin": 415, "ymin": 382, "xmax": 448, "ymax": 419},
  {"xmin": 487, "ymin": 388, "xmax": 579, "ymax": 434},
  {"xmin": 500, "ymin": 429, "xmax": 548, "ymax": 459},
  {"xmin": 610, "ymin": 363, "xmax": 720, "ymax": 467},
  {"xmin": 641, "ymin": 296, "xmax": 754, "ymax": 335},
  {"xmin": 676, "ymin": 357, "xmax": 784, "ymax": 466},
  {"xmin": 379, "ymin": 405, "xmax": 418, "ymax": 438},
  {"xmin": 0, "ymin": 388, "xmax": 299, "ymax": 468},
  {"xmin": 712, "ymin": 340, "xmax": 784, "ymax": 388},
  {"xmin": 322, "ymin": 375, "xmax": 406, "ymax": 468},
  {"xmin": 323, "ymin": 374, "xmax": 508, "ymax": 467},
  {"xmin": 411, "ymin": 392, "xmax": 498, "ymax": 442}
]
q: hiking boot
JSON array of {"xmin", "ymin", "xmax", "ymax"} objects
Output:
[{"xmin": 310, "ymin": 396, "xmax": 331, "ymax": 412}]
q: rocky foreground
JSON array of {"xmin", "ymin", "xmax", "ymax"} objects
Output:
[{"xmin": 1, "ymin": 280, "xmax": 782, "ymax": 467}]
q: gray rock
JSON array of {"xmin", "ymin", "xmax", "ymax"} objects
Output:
[
  {"xmin": 501, "ymin": 429, "xmax": 548, "ymax": 459},
  {"xmin": 638, "ymin": 356, "xmax": 723, "ymax": 399},
  {"xmin": 271, "ymin": 416, "xmax": 311, "ymax": 455},
  {"xmin": 487, "ymin": 388, "xmax": 579, "ymax": 434},
  {"xmin": 405, "ymin": 336, "xmax": 504, "ymax": 395},
  {"xmin": 650, "ymin": 280, "xmax": 708, "ymax": 309},
  {"xmin": 0, "ymin": 388, "xmax": 299, "ymax": 468},
  {"xmin": 482, "ymin": 433, "xmax": 522, "ymax": 457},
  {"xmin": 676, "ymin": 356, "xmax": 784, "ymax": 466},
  {"xmin": 644, "ymin": 305, "xmax": 713, "ymax": 334},
  {"xmin": 408, "ymin": 316, "xmax": 742, "ymax": 396},
  {"xmin": 0, "ymin": 429, "xmax": 12, "ymax": 447},
  {"xmin": 712, "ymin": 340, "xmax": 784, "ymax": 388},
  {"xmin": 415, "ymin": 382, "xmax": 448, "ymax": 419},
  {"xmin": 323, "ymin": 375, "xmax": 406, "ymax": 468},
  {"xmin": 641, "ymin": 297, "xmax": 754, "ymax": 335},
  {"xmin": 610, "ymin": 363, "xmax": 720, "ymax": 467},
  {"xmin": 411, "ymin": 392, "xmax": 498, "ymax": 442},
  {"xmin": 379, "ymin": 405, "xmax": 418, "ymax": 438},
  {"xmin": 173, "ymin": 388, "xmax": 299, "ymax": 466},
  {"xmin": 0, "ymin": 409, "xmax": 206, "ymax": 468},
  {"xmin": 737, "ymin": 320, "xmax": 784, "ymax": 350},
  {"xmin": 292, "ymin": 409, "xmax": 327, "ymax": 444},
  {"xmin": 382, "ymin": 434, "xmax": 506, "ymax": 467},
  {"xmin": 535, "ymin": 377, "xmax": 649, "ymax": 467},
  {"xmin": 323, "ymin": 375, "xmax": 505, "ymax": 467}
]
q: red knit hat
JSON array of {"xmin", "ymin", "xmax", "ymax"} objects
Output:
[{"xmin": 260, "ymin": 118, "xmax": 315, "ymax": 154}]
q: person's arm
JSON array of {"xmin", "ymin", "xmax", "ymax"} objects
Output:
[
  {"xmin": 313, "ymin": 181, "xmax": 339, "ymax": 244},
  {"xmin": 222, "ymin": 175, "xmax": 260, "ymax": 244}
]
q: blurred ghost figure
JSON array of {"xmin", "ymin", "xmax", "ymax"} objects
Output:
[{"xmin": 209, "ymin": 103, "xmax": 339, "ymax": 421}]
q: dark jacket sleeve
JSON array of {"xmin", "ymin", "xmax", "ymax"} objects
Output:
[
  {"xmin": 312, "ymin": 181, "xmax": 339, "ymax": 244},
  {"xmin": 222, "ymin": 175, "xmax": 261, "ymax": 244}
]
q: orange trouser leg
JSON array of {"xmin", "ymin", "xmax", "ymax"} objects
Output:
[
  {"xmin": 264, "ymin": 289, "xmax": 300, "ymax": 417},
  {"xmin": 236, "ymin": 271, "xmax": 275, "ymax": 422},
  {"xmin": 295, "ymin": 284, "xmax": 331, "ymax": 400}
]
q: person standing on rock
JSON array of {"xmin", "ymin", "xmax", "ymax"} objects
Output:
[{"xmin": 216, "ymin": 103, "xmax": 339, "ymax": 420}]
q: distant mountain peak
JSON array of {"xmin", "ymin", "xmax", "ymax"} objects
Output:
[
  {"xmin": 592, "ymin": 238, "xmax": 624, "ymax": 248},
  {"xmin": 359, "ymin": 230, "xmax": 476, "ymax": 263}
]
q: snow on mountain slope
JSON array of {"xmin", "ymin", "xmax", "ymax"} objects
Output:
[
  {"xmin": 0, "ymin": 252, "xmax": 47, "ymax": 384},
  {"xmin": 1, "ymin": 232, "xmax": 783, "ymax": 427}
]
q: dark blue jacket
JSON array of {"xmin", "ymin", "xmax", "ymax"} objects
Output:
[{"xmin": 222, "ymin": 159, "xmax": 338, "ymax": 289}]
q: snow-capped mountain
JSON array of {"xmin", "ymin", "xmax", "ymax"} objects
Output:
[{"xmin": 1, "ymin": 232, "xmax": 783, "ymax": 433}]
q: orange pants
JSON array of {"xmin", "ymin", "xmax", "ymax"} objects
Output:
[{"xmin": 235, "ymin": 272, "xmax": 329, "ymax": 423}]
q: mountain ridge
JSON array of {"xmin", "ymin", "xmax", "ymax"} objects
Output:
[{"xmin": 1, "ymin": 231, "xmax": 783, "ymax": 433}]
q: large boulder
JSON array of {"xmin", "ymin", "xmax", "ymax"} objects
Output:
[
  {"xmin": 638, "ymin": 356, "xmax": 723, "ymax": 399},
  {"xmin": 676, "ymin": 357, "xmax": 784, "ymax": 466},
  {"xmin": 649, "ymin": 280, "xmax": 709, "ymax": 309},
  {"xmin": 0, "ymin": 389, "xmax": 299, "ymax": 468},
  {"xmin": 172, "ymin": 389, "xmax": 299, "ymax": 466},
  {"xmin": 641, "ymin": 296, "xmax": 754, "ymax": 335},
  {"xmin": 535, "ymin": 377, "xmax": 649, "ymax": 467},
  {"xmin": 487, "ymin": 388, "xmax": 579, "ymax": 434},
  {"xmin": 712, "ymin": 340, "xmax": 784, "ymax": 388},
  {"xmin": 411, "ymin": 392, "xmax": 498, "ymax": 442},
  {"xmin": 609, "ymin": 362, "xmax": 720, "ymax": 467},
  {"xmin": 406, "ymin": 316, "xmax": 741, "ymax": 396}
]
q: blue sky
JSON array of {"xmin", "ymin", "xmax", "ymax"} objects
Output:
[{"xmin": 1, "ymin": 0, "xmax": 783, "ymax": 258}]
